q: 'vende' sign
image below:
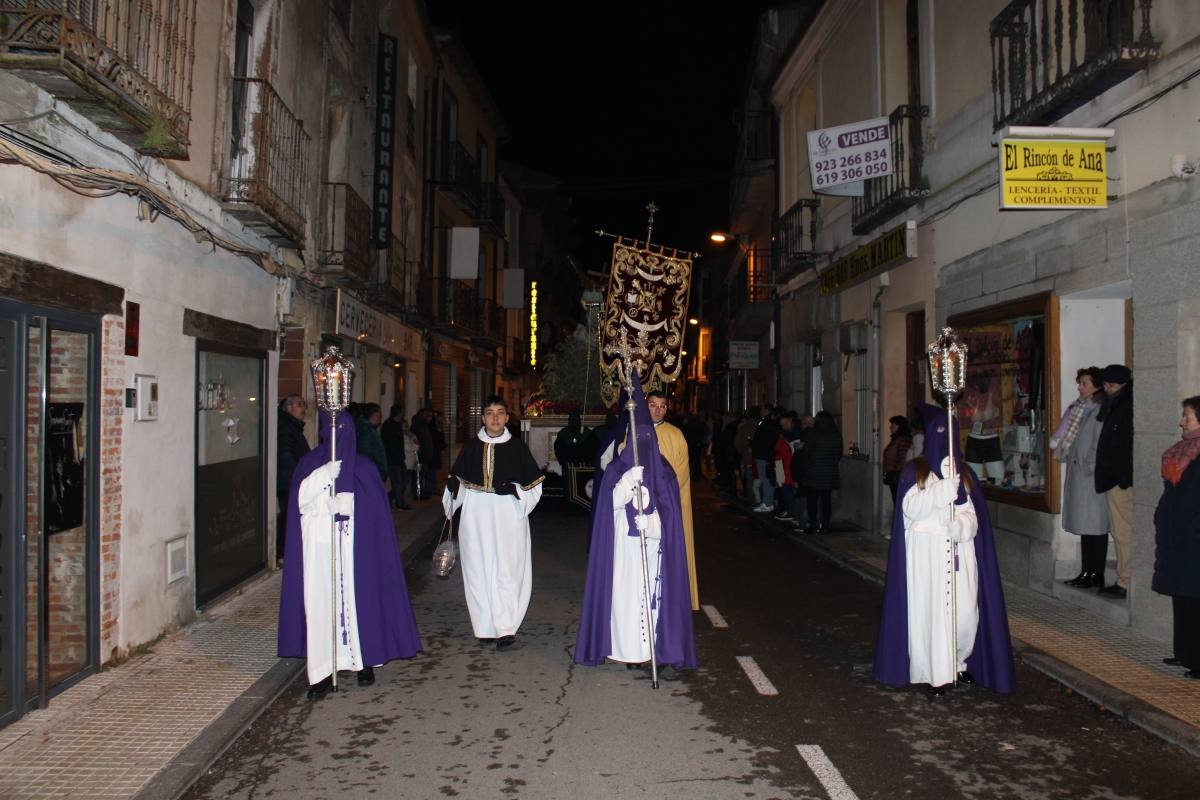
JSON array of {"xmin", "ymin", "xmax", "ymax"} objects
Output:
[
  {"xmin": 999, "ymin": 138, "xmax": 1107, "ymax": 209},
  {"xmin": 807, "ymin": 116, "xmax": 892, "ymax": 192}
]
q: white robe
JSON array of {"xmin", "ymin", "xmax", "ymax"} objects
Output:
[
  {"xmin": 903, "ymin": 461, "xmax": 980, "ymax": 688},
  {"xmin": 298, "ymin": 463, "xmax": 361, "ymax": 684},
  {"xmin": 609, "ymin": 475, "xmax": 663, "ymax": 664},
  {"xmin": 442, "ymin": 428, "xmax": 543, "ymax": 638}
]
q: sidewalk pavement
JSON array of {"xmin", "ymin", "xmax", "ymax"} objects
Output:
[
  {"xmin": 732, "ymin": 493, "xmax": 1200, "ymax": 759},
  {"xmin": 0, "ymin": 498, "xmax": 447, "ymax": 800}
]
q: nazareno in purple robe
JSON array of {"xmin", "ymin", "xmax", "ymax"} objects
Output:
[
  {"xmin": 575, "ymin": 375, "xmax": 697, "ymax": 669},
  {"xmin": 278, "ymin": 410, "xmax": 422, "ymax": 667},
  {"xmin": 874, "ymin": 402, "xmax": 1015, "ymax": 694}
]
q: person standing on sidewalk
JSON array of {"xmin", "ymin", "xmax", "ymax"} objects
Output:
[
  {"xmin": 802, "ymin": 411, "xmax": 842, "ymax": 533},
  {"xmin": 751, "ymin": 404, "xmax": 779, "ymax": 513},
  {"xmin": 277, "ymin": 394, "xmax": 310, "ymax": 562},
  {"xmin": 1053, "ymin": 367, "xmax": 1109, "ymax": 588},
  {"xmin": 882, "ymin": 415, "xmax": 913, "ymax": 506},
  {"xmin": 874, "ymin": 403, "xmax": 1015, "ymax": 697},
  {"xmin": 380, "ymin": 405, "xmax": 412, "ymax": 511},
  {"xmin": 443, "ymin": 396, "xmax": 544, "ymax": 650},
  {"xmin": 1152, "ymin": 395, "xmax": 1200, "ymax": 678},
  {"xmin": 735, "ymin": 409, "xmax": 760, "ymax": 505},
  {"xmin": 354, "ymin": 403, "xmax": 388, "ymax": 484},
  {"xmin": 411, "ymin": 408, "xmax": 435, "ymax": 499},
  {"xmin": 278, "ymin": 410, "xmax": 422, "ymax": 699},
  {"xmin": 647, "ymin": 390, "xmax": 700, "ymax": 611},
  {"xmin": 773, "ymin": 412, "xmax": 800, "ymax": 525},
  {"xmin": 1095, "ymin": 364, "xmax": 1134, "ymax": 599}
]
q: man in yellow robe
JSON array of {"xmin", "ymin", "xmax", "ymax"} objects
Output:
[{"xmin": 646, "ymin": 390, "xmax": 699, "ymax": 610}]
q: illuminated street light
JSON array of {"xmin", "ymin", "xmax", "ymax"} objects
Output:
[
  {"xmin": 709, "ymin": 232, "xmax": 728, "ymax": 243},
  {"xmin": 688, "ymin": 317, "xmax": 699, "ymax": 325}
]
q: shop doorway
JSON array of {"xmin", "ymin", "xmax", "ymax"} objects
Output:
[
  {"xmin": 905, "ymin": 309, "xmax": 926, "ymax": 415},
  {"xmin": 0, "ymin": 300, "xmax": 100, "ymax": 728},
  {"xmin": 194, "ymin": 341, "xmax": 267, "ymax": 607}
]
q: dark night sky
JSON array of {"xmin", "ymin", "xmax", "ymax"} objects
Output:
[{"xmin": 426, "ymin": 2, "xmax": 776, "ymax": 268}]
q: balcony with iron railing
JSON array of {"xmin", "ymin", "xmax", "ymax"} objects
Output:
[
  {"xmin": 851, "ymin": 105, "xmax": 930, "ymax": 235},
  {"xmin": 319, "ymin": 183, "xmax": 371, "ymax": 286},
  {"xmin": 730, "ymin": 109, "xmax": 776, "ymax": 221},
  {"xmin": 477, "ymin": 183, "xmax": 506, "ymax": 233},
  {"xmin": 506, "ymin": 336, "xmax": 525, "ymax": 371},
  {"xmin": 221, "ymin": 78, "xmax": 310, "ymax": 246},
  {"xmin": 990, "ymin": 0, "xmax": 1160, "ymax": 130},
  {"xmin": 429, "ymin": 276, "xmax": 481, "ymax": 333},
  {"xmin": 481, "ymin": 298, "xmax": 505, "ymax": 344},
  {"xmin": 771, "ymin": 198, "xmax": 820, "ymax": 283},
  {"xmin": 0, "ymin": 0, "xmax": 198, "ymax": 157},
  {"xmin": 375, "ymin": 235, "xmax": 420, "ymax": 314},
  {"xmin": 440, "ymin": 139, "xmax": 480, "ymax": 207}
]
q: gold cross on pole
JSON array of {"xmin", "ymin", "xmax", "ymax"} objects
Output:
[{"xmin": 645, "ymin": 202, "xmax": 658, "ymax": 247}]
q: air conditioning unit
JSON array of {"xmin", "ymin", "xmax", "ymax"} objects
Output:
[{"xmin": 838, "ymin": 323, "xmax": 868, "ymax": 354}]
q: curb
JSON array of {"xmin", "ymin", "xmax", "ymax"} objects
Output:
[
  {"xmin": 134, "ymin": 513, "xmax": 446, "ymax": 800},
  {"xmin": 727, "ymin": 490, "xmax": 1200, "ymax": 760}
]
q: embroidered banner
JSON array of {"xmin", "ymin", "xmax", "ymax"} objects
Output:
[{"xmin": 599, "ymin": 238, "xmax": 693, "ymax": 405}]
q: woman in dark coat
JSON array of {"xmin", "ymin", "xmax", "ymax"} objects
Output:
[
  {"xmin": 802, "ymin": 411, "xmax": 842, "ymax": 533},
  {"xmin": 1152, "ymin": 395, "xmax": 1200, "ymax": 678},
  {"xmin": 881, "ymin": 415, "xmax": 912, "ymax": 505}
]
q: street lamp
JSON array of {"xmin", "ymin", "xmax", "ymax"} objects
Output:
[
  {"xmin": 709, "ymin": 232, "xmax": 729, "ymax": 243},
  {"xmin": 688, "ymin": 317, "xmax": 699, "ymax": 326}
]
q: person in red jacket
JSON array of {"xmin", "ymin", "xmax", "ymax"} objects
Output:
[{"xmin": 772, "ymin": 412, "xmax": 800, "ymax": 525}]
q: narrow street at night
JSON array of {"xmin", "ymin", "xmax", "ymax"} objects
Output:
[{"xmin": 185, "ymin": 487, "xmax": 1200, "ymax": 800}]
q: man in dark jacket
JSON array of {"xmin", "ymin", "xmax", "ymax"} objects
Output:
[
  {"xmin": 276, "ymin": 394, "xmax": 310, "ymax": 561},
  {"xmin": 1095, "ymin": 364, "xmax": 1134, "ymax": 598},
  {"xmin": 355, "ymin": 403, "xmax": 389, "ymax": 483},
  {"xmin": 381, "ymin": 404, "xmax": 412, "ymax": 510},
  {"xmin": 411, "ymin": 408, "xmax": 435, "ymax": 499},
  {"xmin": 750, "ymin": 404, "xmax": 779, "ymax": 513}
]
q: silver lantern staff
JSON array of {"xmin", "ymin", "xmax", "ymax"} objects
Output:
[
  {"xmin": 311, "ymin": 346, "xmax": 354, "ymax": 693},
  {"xmin": 617, "ymin": 329, "xmax": 659, "ymax": 690},
  {"xmin": 927, "ymin": 327, "xmax": 967, "ymax": 687}
]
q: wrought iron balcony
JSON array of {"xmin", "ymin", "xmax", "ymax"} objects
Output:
[
  {"xmin": 431, "ymin": 276, "xmax": 481, "ymax": 333},
  {"xmin": 0, "ymin": 0, "xmax": 197, "ymax": 158},
  {"xmin": 440, "ymin": 139, "xmax": 479, "ymax": 206},
  {"xmin": 736, "ymin": 110, "xmax": 775, "ymax": 168},
  {"xmin": 851, "ymin": 105, "xmax": 930, "ymax": 235},
  {"xmin": 481, "ymin": 298, "xmax": 505, "ymax": 344},
  {"xmin": 477, "ymin": 183, "xmax": 506, "ymax": 232},
  {"xmin": 221, "ymin": 78, "xmax": 310, "ymax": 246},
  {"xmin": 319, "ymin": 183, "xmax": 371, "ymax": 286},
  {"xmin": 375, "ymin": 235, "xmax": 420, "ymax": 314},
  {"xmin": 506, "ymin": 336, "xmax": 525, "ymax": 371},
  {"xmin": 990, "ymin": 0, "xmax": 1160, "ymax": 130},
  {"xmin": 771, "ymin": 198, "xmax": 820, "ymax": 284}
]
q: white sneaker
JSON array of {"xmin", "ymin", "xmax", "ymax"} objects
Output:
[{"xmin": 752, "ymin": 504, "xmax": 771, "ymax": 513}]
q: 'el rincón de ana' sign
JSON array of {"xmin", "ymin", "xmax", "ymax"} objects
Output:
[
  {"xmin": 999, "ymin": 138, "xmax": 1107, "ymax": 210},
  {"xmin": 819, "ymin": 221, "xmax": 917, "ymax": 295}
]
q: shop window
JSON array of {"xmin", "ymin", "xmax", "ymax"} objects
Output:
[{"xmin": 948, "ymin": 292, "xmax": 1060, "ymax": 513}]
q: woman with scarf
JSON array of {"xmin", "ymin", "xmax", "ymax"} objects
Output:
[
  {"xmin": 1152, "ymin": 395, "xmax": 1200, "ymax": 678},
  {"xmin": 1051, "ymin": 367, "xmax": 1110, "ymax": 588}
]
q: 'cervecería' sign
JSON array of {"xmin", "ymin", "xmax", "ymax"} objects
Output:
[
  {"xmin": 999, "ymin": 138, "xmax": 1107, "ymax": 209},
  {"xmin": 819, "ymin": 221, "xmax": 917, "ymax": 295}
]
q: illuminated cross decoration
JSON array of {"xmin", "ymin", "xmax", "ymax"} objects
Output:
[{"xmin": 645, "ymin": 201, "xmax": 658, "ymax": 246}]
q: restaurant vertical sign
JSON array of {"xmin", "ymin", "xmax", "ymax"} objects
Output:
[{"xmin": 373, "ymin": 32, "xmax": 398, "ymax": 247}]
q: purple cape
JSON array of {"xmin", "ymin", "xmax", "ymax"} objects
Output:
[
  {"xmin": 873, "ymin": 403, "xmax": 1015, "ymax": 694},
  {"xmin": 575, "ymin": 377, "xmax": 697, "ymax": 669},
  {"xmin": 278, "ymin": 410, "xmax": 422, "ymax": 666}
]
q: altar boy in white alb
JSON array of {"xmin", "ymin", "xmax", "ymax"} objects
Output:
[{"xmin": 443, "ymin": 396, "xmax": 544, "ymax": 650}]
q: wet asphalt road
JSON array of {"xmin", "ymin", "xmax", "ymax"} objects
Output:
[{"xmin": 185, "ymin": 484, "xmax": 1200, "ymax": 799}]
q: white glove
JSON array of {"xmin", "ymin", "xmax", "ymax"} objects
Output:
[
  {"xmin": 947, "ymin": 517, "xmax": 963, "ymax": 543},
  {"xmin": 334, "ymin": 491, "xmax": 354, "ymax": 517},
  {"xmin": 930, "ymin": 474, "xmax": 960, "ymax": 507},
  {"xmin": 318, "ymin": 460, "xmax": 342, "ymax": 485},
  {"xmin": 634, "ymin": 514, "xmax": 648, "ymax": 532},
  {"xmin": 618, "ymin": 466, "xmax": 645, "ymax": 491}
]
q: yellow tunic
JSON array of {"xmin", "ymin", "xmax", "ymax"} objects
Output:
[{"xmin": 655, "ymin": 421, "xmax": 699, "ymax": 610}]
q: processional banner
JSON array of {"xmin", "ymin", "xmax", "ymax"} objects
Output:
[{"xmin": 599, "ymin": 237, "xmax": 693, "ymax": 406}]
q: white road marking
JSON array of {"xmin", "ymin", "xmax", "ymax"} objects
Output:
[
  {"xmin": 796, "ymin": 745, "xmax": 860, "ymax": 800},
  {"xmin": 701, "ymin": 604, "xmax": 729, "ymax": 629},
  {"xmin": 735, "ymin": 655, "xmax": 779, "ymax": 696}
]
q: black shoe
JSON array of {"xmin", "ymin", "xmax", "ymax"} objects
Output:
[
  {"xmin": 1064, "ymin": 571, "xmax": 1088, "ymax": 587},
  {"xmin": 926, "ymin": 685, "xmax": 946, "ymax": 696},
  {"xmin": 1164, "ymin": 657, "xmax": 1183, "ymax": 666},
  {"xmin": 957, "ymin": 671, "xmax": 975, "ymax": 685},
  {"xmin": 306, "ymin": 676, "xmax": 333, "ymax": 700},
  {"xmin": 477, "ymin": 637, "xmax": 496, "ymax": 645},
  {"xmin": 496, "ymin": 635, "xmax": 516, "ymax": 650},
  {"xmin": 1099, "ymin": 584, "xmax": 1127, "ymax": 598},
  {"xmin": 357, "ymin": 666, "xmax": 375, "ymax": 687},
  {"xmin": 1185, "ymin": 670, "xmax": 1200, "ymax": 680},
  {"xmin": 1079, "ymin": 572, "xmax": 1104, "ymax": 589}
]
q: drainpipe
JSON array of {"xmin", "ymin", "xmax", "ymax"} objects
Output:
[
  {"xmin": 422, "ymin": 54, "xmax": 442, "ymax": 410},
  {"xmin": 871, "ymin": 275, "xmax": 888, "ymax": 537}
]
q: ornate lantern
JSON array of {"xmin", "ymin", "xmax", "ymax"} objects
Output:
[
  {"xmin": 927, "ymin": 327, "xmax": 967, "ymax": 400},
  {"xmin": 310, "ymin": 346, "xmax": 354, "ymax": 414}
]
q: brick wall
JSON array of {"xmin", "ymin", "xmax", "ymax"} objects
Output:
[{"xmin": 100, "ymin": 316, "xmax": 123, "ymax": 663}]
